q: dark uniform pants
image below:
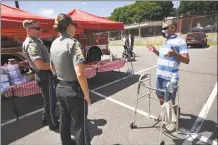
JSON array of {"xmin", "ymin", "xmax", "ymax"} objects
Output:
[
  {"xmin": 123, "ymin": 45, "xmax": 133, "ymax": 57},
  {"xmin": 56, "ymin": 80, "xmax": 90, "ymax": 145},
  {"xmin": 128, "ymin": 46, "xmax": 133, "ymax": 57},
  {"xmin": 36, "ymin": 73, "xmax": 58, "ymax": 126}
]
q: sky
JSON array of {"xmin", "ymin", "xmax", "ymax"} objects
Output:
[{"xmin": 2, "ymin": 1, "xmax": 180, "ymax": 18}]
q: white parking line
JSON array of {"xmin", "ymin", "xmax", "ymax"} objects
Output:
[
  {"xmin": 187, "ymin": 134, "xmax": 217, "ymax": 145},
  {"xmin": 92, "ymin": 87, "xmax": 217, "ymax": 145},
  {"xmin": 1, "ymin": 108, "xmax": 43, "ymax": 127},
  {"xmin": 91, "ymin": 90, "xmax": 158, "ymax": 120},
  {"xmin": 199, "ymin": 135, "xmax": 217, "ymax": 145},
  {"xmin": 2, "ymin": 65, "xmax": 157, "ymax": 127},
  {"xmin": 93, "ymin": 65, "xmax": 157, "ymax": 91},
  {"xmin": 184, "ymin": 83, "xmax": 217, "ymax": 144}
]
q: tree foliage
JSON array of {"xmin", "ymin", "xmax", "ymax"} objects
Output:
[
  {"xmin": 108, "ymin": 1, "xmax": 218, "ymax": 24},
  {"xmin": 179, "ymin": 1, "xmax": 218, "ymax": 16},
  {"xmin": 109, "ymin": 1, "xmax": 174, "ymax": 24}
]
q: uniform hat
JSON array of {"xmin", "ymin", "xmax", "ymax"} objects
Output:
[{"xmin": 162, "ymin": 19, "xmax": 177, "ymax": 29}]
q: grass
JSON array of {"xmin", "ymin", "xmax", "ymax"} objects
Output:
[
  {"xmin": 109, "ymin": 43, "xmax": 161, "ymax": 46},
  {"xmin": 208, "ymin": 42, "xmax": 218, "ymax": 46},
  {"xmin": 109, "ymin": 43, "xmax": 217, "ymax": 47}
]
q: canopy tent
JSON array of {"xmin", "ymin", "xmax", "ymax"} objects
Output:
[
  {"xmin": 67, "ymin": 9, "xmax": 124, "ymax": 31},
  {"xmin": 1, "ymin": 4, "xmax": 58, "ymax": 40},
  {"xmin": 1, "ymin": 4, "xmax": 55, "ymax": 27},
  {"xmin": 1, "ymin": 4, "xmax": 123, "ymax": 41}
]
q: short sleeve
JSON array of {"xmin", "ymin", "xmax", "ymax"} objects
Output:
[
  {"xmin": 27, "ymin": 43, "xmax": 42, "ymax": 61},
  {"xmin": 69, "ymin": 40, "xmax": 86, "ymax": 66},
  {"xmin": 179, "ymin": 39, "xmax": 189, "ymax": 55}
]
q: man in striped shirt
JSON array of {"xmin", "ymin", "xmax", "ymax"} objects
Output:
[{"xmin": 147, "ymin": 19, "xmax": 190, "ymax": 132}]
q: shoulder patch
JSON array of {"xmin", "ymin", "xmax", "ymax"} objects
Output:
[
  {"xmin": 28, "ymin": 43, "xmax": 39, "ymax": 56},
  {"xmin": 73, "ymin": 41, "xmax": 84, "ymax": 58},
  {"xmin": 72, "ymin": 40, "xmax": 80, "ymax": 49}
]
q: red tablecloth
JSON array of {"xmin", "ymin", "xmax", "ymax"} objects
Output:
[
  {"xmin": 3, "ymin": 81, "xmax": 41, "ymax": 97},
  {"xmin": 2, "ymin": 60, "xmax": 126, "ymax": 97},
  {"xmin": 85, "ymin": 59, "xmax": 126, "ymax": 73},
  {"xmin": 84, "ymin": 66, "xmax": 97, "ymax": 79},
  {"xmin": 97, "ymin": 60, "xmax": 126, "ymax": 72}
]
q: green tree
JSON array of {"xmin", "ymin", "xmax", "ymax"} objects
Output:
[
  {"xmin": 179, "ymin": 1, "xmax": 218, "ymax": 16},
  {"xmin": 109, "ymin": 1, "xmax": 174, "ymax": 24}
]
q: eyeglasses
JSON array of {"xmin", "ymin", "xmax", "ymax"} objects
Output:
[{"xmin": 29, "ymin": 27, "xmax": 41, "ymax": 31}]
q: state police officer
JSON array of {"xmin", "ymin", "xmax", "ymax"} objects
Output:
[
  {"xmin": 50, "ymin": 14, "xmax": 91, "ymax": 145},
  {"xmin": 22, "ymin": 20, "xmax": 59, "ymax": 130}
]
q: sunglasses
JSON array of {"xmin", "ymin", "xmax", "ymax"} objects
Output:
[
  {"xmin": 29, "ymin": 27, "xmax": 41, "ymax": 31},
  {"xmin": 71, "ymin": 22, "xmax": 76, "ymax": 27},
  {"xmin": 163, "ymin": 26, "xmax": 175, "ymax": 30}
]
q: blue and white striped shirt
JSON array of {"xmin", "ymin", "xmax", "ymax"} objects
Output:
[{"xmin": 156, "ymin": 35, "xmax": 188, "ymax": 81}]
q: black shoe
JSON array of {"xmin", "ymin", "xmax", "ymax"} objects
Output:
[
  {"xmin": 49, "ymin": 122, "xmax": 59, "ymax": 131},
  {"xmin": 54, "ymin": 115, "xmax": 59, "ymax": 121},
  {"xmin": 71, "ymin": 139, "xmax": 76, "ymax": 145},
  {"xmin": 41, "ymin": 119, "xmax": 48, "ymax": 126}
]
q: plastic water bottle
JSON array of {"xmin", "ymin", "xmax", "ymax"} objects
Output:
[
  {"xmin": 0, "ymin": 66, "xmax": 10, "ymax": 92},
  {"xmin": 110, "ymin": 54, "xmax": 113, "ymax": 61},
  {"xmin": 166, "ymin": 78, "xmax": 177, "ymax": 93},
  {"xmin": 5, "ymin": 60, "xmax": 27, "ymax": 85}
]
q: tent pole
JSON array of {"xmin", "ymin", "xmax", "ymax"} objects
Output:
[{"xmin": 15, "ymin": 1, "xmax": 19, "ymax": 9}]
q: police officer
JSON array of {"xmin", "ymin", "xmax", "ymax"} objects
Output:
[
  {"xmin": 50, "ymin": 14, "xmax": 91, "ymax": 145},
  {"xmin": 22, "ymin": 20, "xmax": 59, "ymax": 130}
]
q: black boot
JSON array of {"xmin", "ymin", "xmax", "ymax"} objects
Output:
[{"xmin": 49, "ymin": 121, "xmax": 59, "ymax": 131}]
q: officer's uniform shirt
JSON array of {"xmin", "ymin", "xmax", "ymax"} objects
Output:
[
  {"xmin": 22, "ymin": 36, "xmax": 51, "ymax": 81},
  {"xmin": 50, "ymin": 33, "xmax": 86, "ymax": 82},
  {"xmin": 22, "ymin": 36, "xmax": 50, "ymax": 69}
]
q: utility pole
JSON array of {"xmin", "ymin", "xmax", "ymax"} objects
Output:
[{"xmin": 15, "ymin": 1, "xmax": 19, "ymax": 9}]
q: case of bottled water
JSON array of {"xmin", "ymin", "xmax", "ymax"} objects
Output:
[
  {"xmin": 1, "ymin": 66, "xmax": 10, "ymax": 93},
  {"xmin": 4, "ymin": 60, "xmax": 27, "ymax": 85}
]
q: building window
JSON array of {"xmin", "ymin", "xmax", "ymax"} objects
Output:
[{"xmin": 197, "ymin": 22, "xmax": 201, "ymax": 27}]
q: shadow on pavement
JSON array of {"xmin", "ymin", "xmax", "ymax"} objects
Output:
[
  {"xmin": 54, "ymin": 118, "xmax": 107, "ymax": 142},
  {"xmin": 172, "ymin": 113, "xmax": 217, "ymax": 145},
  {"xmin": 2, "ymin": 110, "xmax": 107, "ymax": 145},
  {"xmin": 88, "ymin": 71, "xmax": 129, "ymax": 89},
  {"xmin": 1, "ymin": 111, "xmax": 44, "ymax": 145},
  {"xmin": 70, "ymin": 119, "xmax": 107, "ymax": 142},
  {"xmin": 90, "ymin": 74, "xmax": 141, "ymax": 104},
  {"xmin": 88, "ymin": 119, "xmax": 107, "ymax": 141},
  {"xmin": 1, "ymin": 94, "xmax": 44, "ymax": 123},
  {"xmin": 126, "ymin": 112, "xmax": 217, "ymax": 145},
  {"xmin": 1, "ymin": 70, "xmax": 144, "ymax": 145},
  {"xmin": 188, "ymin": 44, "xmax": 210, "ymax": 49}
]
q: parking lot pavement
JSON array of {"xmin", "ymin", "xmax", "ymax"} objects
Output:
[
  {"xmin": 2, "ymin": 46, "xmax": 217, "ymax": 145},
  {"xmin": 6, "ymin": 93, "xmax": 186, "ymax": 145},
  {"xmin": 196, "ymin": 96, "xmax": 217, "ymax": 144}
]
